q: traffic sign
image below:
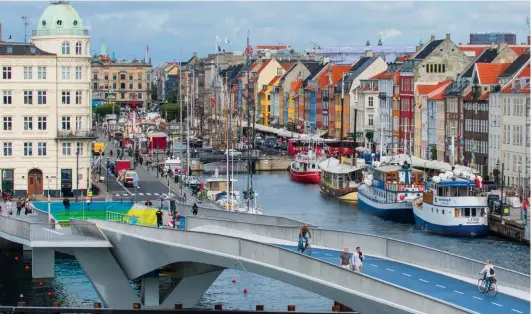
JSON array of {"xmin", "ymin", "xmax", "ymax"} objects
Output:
[{"xmin": 88, "ymin": 191, "xmax": 93, "ymax": 197}]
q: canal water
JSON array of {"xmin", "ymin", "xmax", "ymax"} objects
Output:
[{"xmin": 0, "ymin": 172, "xmax": 528, "ymax": 310}]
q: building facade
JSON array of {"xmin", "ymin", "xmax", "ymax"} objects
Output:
[
  {"xmin": 0, "ymin": 2, "xmax": 94, "ymax": 197},
  {"xmin": 469, "ymin": 33, "xmax": 516, "ymax": 45},
  {"xmin": 91, "ymin": 57, "xmax": 152, "ymax": 111}
]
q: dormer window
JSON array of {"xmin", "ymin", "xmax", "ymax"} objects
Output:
[
  {"xmin": 57, "ymin": 20, "xmax": 63, "ymax": 26},
  {"xmin": 30, "ymin": 47, "xmax": 36, "ymax": 54},
  {"xmin": 7, "ymin": 46, "xmax": 13, "ymax": 54},
  {"xmin": 42, "ymin": 21, "xmax": 47, "ymax": 27},
  {"xmin": 73, "ymin": 20, "xmax": 78, "ymax": 26}
]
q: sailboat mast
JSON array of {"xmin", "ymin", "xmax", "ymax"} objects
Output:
[{"xmin": 245, "ymin": 30, "xmax": 252, "ymax": 212}]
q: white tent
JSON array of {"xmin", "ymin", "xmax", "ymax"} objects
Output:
[{"xmin": 381, "ymin": 154, "xmax": 478, "ymax": 174}]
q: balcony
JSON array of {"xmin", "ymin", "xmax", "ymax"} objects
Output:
[{"xmin": 56, "ymin": 129, "xmax": 97, "ymax": 140}]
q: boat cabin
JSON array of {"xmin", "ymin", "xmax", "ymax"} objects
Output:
[
  {"xmin": 372, "ymin": 163, "xmax": 424, "ymax": 191},
  {"xmin": 321, "ymin": 164, "xmax": 363, "ymax": 189}
]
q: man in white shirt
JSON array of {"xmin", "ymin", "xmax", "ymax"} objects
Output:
[{"xmin": 352, "ymin": 247, "xmax": 364, "ymax": 273}]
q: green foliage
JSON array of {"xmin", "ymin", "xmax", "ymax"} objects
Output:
[
  {"xmin": 430, "ymin": 146, "xmax": 437, "ymax": 161},
  {"xmin": 161, "ymin": 103, "xmax": 187, "ymax": 121},
  {"xmin": 93, "ymin": 103, "xmax": 120, "ymax": 117},
  {"xmin": 151, "ymin": 82, "xmax": 158, "ymax": 101}
]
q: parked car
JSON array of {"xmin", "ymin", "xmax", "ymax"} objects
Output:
[{"xmin": 224, "ymin": 149, "xmax": 243, "ymax": 157}]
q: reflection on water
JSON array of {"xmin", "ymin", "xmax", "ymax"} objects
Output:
[{"xmin": 0, "ymin": 172, "xmax": 528, "ymax": 310}]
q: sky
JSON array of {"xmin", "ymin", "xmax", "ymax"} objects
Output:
[{"xmin": 0, "ymin": 1, "xmax": 529, "ymax": 65}]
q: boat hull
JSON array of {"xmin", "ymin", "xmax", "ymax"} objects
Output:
[
  {"xmin": 413, "ymin": 212, "xmax": 489, "ymax": 237},
  {"xmin": 289, "ymin": 168, "xmax": 321, "ymax": 184},
  {"xmin": 319, "ymin": 181, "xmax": 358, "ymax": 202},
  {"xmin": 357, "ymin": 190, "xmax": 414, "ymax": 222}
]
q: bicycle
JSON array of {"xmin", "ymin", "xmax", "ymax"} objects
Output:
[
  {"xmin": 477, "ymin": 277, "xmax": 497, "ymax": 296},
  {"xmin": 299, "ymin": 238, "xmax": 312, "ymax": 256}
]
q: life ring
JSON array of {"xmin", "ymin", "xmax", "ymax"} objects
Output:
[
  {"xmin": 418, "ymin": 185, "xmax": 425, "ymax": 192},
  {"xmin": 398, "ymin": 185, "xmax": 406, "ymax": 191}
]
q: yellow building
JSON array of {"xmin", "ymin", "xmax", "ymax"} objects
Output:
[{"xmin": 261, "ymin": 76, "xmax": 281, "ymax": 126}]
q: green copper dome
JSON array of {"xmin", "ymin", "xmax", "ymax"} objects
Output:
[{"xmin": 35, "ymin": 1, "xmax": 86, "ymax": 37}]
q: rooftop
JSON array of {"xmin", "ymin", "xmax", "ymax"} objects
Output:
[
  {"xmin": 414, "ymin": 39, "xmax": 444, "ymax": 60},
  {"xmin": 499, "ymin": 54, "xmax": 530, "ymax": 78},
  {"xmin": 475, "ymin": 63, "xmax": 511, "ymax": 84},
  {"xmin": 0, "ymin": 42, "xmax": 55, "ymax": 56}
]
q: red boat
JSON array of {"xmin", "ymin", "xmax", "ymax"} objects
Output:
[{"xmin": 289, "ymin": 149, "xmax": 322, "ymax": 184}]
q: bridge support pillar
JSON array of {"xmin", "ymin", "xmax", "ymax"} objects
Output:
[
  {"xmin": 74, "ymin": 248, "xmax": 140, "ymax": 308},
  {"xmin": 32, "ymin": 248, "xmax": 54, "ymax": 278},
  {"xmin": 141, "ymin": 271, "xmax": 160, "ymax": 307},
  {"xmin": 23, "ymin": 245, "xmax": 31, "ymax": 251},
  {"xmin": 161, "ymin": 269, "xmax": 223, "ymax": 308}
]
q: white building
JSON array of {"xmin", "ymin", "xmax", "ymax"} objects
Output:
[
  {"xmin": 0, "ymin": 1, "xmax": 94, "ymax": 198},
  {"xmin": 359, "ymin": 78, "xmax": 381, "ymax": 150},
  {"xmin": 499, "ymin": 61, "xmax": 530, "ymax": 192}
]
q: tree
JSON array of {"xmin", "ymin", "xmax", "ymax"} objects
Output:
[
  {"xmin": 151, "ymin": 82, "xmax": 158, "ymax": 101},
  {"xmin": 161, "ymin": 103, "xmax": 187, "ymax": 121},
  {"xmin": 430, "ymin": 146, "xmax": 437, "ymax": 161},
  {"xmin": 167, "ymin": 90, "xmax": 178, "ymax": 103},
  {"xmin": 492, "ymin": 168, "xmax": 500, "ymax": 184},
  {"xmin": 93, "ymin": 103, "xmax": 120, "ymax": 117}
]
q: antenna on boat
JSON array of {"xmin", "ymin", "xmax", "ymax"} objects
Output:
[{"xmin": 339, "ymin": 73, "xmax": 346, "ymax": 164}]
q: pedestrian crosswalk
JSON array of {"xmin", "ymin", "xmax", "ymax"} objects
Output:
[{"xmin": 114, "ymin": 192, "xmax": 161, "ymax": 197}]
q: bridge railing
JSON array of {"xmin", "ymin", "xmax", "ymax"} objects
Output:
[
  {"xmin": 184, "ymin": 216, "xmax": 530, "ymax": 294},
  {"xmin": 0, "ymin": 215, "xmax": 31, "ymax": 240},
  {"xmin": 105, "ymin": 211, "xmax": 143, "ymax": 225},
  {"xmin": 69, "ymin": 219, "xmax": 109, "ymax": 241}
]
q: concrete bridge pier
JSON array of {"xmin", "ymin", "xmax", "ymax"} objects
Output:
[
  {"xmin": 140, "ymin": 271, "xmax": 160, "ymax": 307},
  {"xmin": 32, "ymin": 248, "xmax": 55, "ymax": 278},
  {"xmin": 160, "ymin": 268, "xmax": 223, "ymax": 308}
]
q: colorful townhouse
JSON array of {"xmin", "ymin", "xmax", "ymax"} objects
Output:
[
  {"xmin": 346, "ymin": 54, "xmax": 387, "ymax": 144},
  {"xmin": 298, "ymin": 64, "xmax": 327, "ymax": 133},
  {"xmin": 399, "ymin": 34, "xmax": 471, "ymax": 156},
  {"xmin": 249, "ymin": 58, "xmax": 283, "ymax": 125},
  {"xmin": 358, "ymin": 77, "xmax": 380, "ymax": 150},
  {"xmin": 320, "ymin": 65, "xmax": 353, "ymax": 138}
]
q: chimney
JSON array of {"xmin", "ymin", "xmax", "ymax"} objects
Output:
[
  {"xmin": 528, "ymin": 35, "xmax": 530, "ymax": 45},
  {"xmin": 445, "ymin": 33, "xmax": 451, "ymax": 40},
  {"xmin": 365, "ymin": 49, "xmax": 373, "ymax": 57},
  {"xmin": 497, "ymin": 42, "xmax": 508, "ymax": 53},
  {"xmin": 430, "ymin": 35, "xmax": 435, "ymax": 42}
]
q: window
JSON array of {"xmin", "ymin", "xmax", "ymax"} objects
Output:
[
  {"xmin": 368, "ymin": 96, "xmax": 374, "ymax": 107},
  {"xmin": 120, "ymin": 83, "xmax": 126, "ymax": 89},
  {"xmin": 137, "ymin": 73, "xmax": 142, "ymax": 80},
  {"xmin": 23, "ymin": 91, "xmax": 33, "ymax": 105},
  {"xmin": 76, "ymin": 142, "xmax": 84, "ymax": 156},
  {"xmin": 2, "ymin": 91, "xmax": 12, "ymax": 104},
  {"xmin": 23, "ymin": 142, "xmax": 33, "ymax": 156},
  {"xmin": 3, "ymin": 143, "xmax": 12, "ymax": 156},
  {"xmin": 2, "ymin": 66, "xmax": 12, "ymax": 79},
  {"xmin": 37, "ymin": 116, "xmax": 47, "ymax": 130},
  {"xmin": 2, "ymin": 117, "xmax": 12, "ymax": 131},
  {"xmin": 112, "ymin": 73, "xmax": 117, "ymax": 80},
  {"xmin": 93, "ymin": 82, "xmax": 98, "ymax": 89},
  {"xmin": 121, "ymin": 92, "xmax": 125, "ymax": 99},
  {"xmin": 138, "ymin": 92, "xmax": 142, "ymax": 100},
  {"xmin": 129, "ymin": 83, "xmax": 133, "ymax": 90},
  {"xmin": 129, "ymin": 74, "xmax": 133, "ymax": 80},
  {"xmin": 23, "ymin": 66, "xmax": 32, "ymax": 79},
  {"xmin": 93, "ymin": 73, "xmax": 98, "ymax": 80},
  {"xmin": 61, "ymin": 41, "xmax": 70, "ymax": 55},
  {"xmin": 113, "ymin": 82, "xmax": 117, "ymax": 89},
  {"xmin": 104, "ymin": 72, "xmax": 109, "ymax": 81},
  {"xmin": 62, "ymin": 91, "xmax": 71, "ymax": 104},
  {"xmin": 120, "ymin": 73, "xmax": 126, "ymax": 80},
  {"xmin": 37, "ymin": 142, "xmax": 47, "ymax": 156},
  {"xmin": 61, "ymin": 116, "xmax": 71, "ymax": 130},
  {"xmin": 368, "ymin": 114, "xmax": 374, "ymax": 126},
  {"xmin": 38, "ymin": 67, "xmax": 47, "ymax": 79},
  {"xmin": 75, "ymin": 42, "xmax": 82, "ymax": 55},
  {"xmin": 75, "ymin": 66, "xmax": 82, "ymax": 80},
  {"xmin": 38, "ymin": 91, "xmax": 47, "ymax": 105},
  {"xmin": 23, "ymin": 117, "xmax": 33, "ymax": 131},
  {"xmin": 75, "ymin": 91, "xmax": 82, "ymax": 105},
  {"xmin": 62, "ymin": 143, "xmax": 72, "ymax": 156},
  {"xmin": 75, "ymin": 116, "xmax": 82, "ymax": 130},
  {"xmin": 62, "ymin": 66, "xmax": 70, "ymax": 80},
  {"xmin": 137, "ymin": 82, "xmax": 142, "ymax": 89}
]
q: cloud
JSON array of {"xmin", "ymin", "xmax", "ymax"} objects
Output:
[{"xmin": 379, "ymin": 28, "xmax": 403, "ymax": 40}]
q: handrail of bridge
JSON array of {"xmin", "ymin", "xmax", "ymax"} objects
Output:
[
  {"xmin": 105, "ymin": 211, "xmax": 143, "ymax": 225},
  {"xmin": 0, "ymin": 215, "xmax": 31, "ymax": 240},
  {"xmin": 93, "ymin": 219, "xmax": 474, "ymax": 314},
  {"xmin": 69, "ymin": 219, "xmax": 109, "ymax": 241},
  {"xmin": 184, "ymin": 216, "xmax": 530, "ymax": 294}
]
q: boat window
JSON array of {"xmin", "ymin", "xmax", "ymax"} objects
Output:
[
  {"xmin": 442, "ymin": 210, "xmax": 445, "ymax": 215},
  {"xmin": 438, "ymin": 187, "xmax": 443, "ymax": 196},
  {"xmin": 436, "ymin": 208, "xmax": 439, "ymax": 214},
  {"xmin": 454, "ymin": 208, "xmax": 459, "ymax": 217},
  {"xmin": 471, "ymin": 208, "xmax": 477, "ymax": 217},
  {"xmin": 464, "ymin": 208, "xmax": 471, "ymax": 217},
  {"xmin": 431, "ymin": 208, "xmax": 433, "ymax": 212}
]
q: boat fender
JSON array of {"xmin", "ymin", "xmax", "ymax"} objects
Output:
[{"xmin": 418, "ymin": 185, "xmax": 424, "ymax": 192}]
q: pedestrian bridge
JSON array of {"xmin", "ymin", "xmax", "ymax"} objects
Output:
[{"xmin": 0, "ymin": 207, "xmax": 529, "ymax": 314}]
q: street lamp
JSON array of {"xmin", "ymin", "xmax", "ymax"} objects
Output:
[
  {"xmin": 76, "ymin": 148, "xmax": 79, "ymax": 202},
  {"xmin": 45, "ymin": 175, "xmax": 54, "ymax": 224}
]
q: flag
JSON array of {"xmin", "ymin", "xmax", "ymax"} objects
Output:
[
  {"xmin": 216, "ymin": 36, "xmax": 221, "ymax": 43},
  {"xmin": 210, "ymin": 96, "xmax": 216, "ymax": 108},
  {"xmin": 217, "ymin": 44, "xmax": 222, "ymax": 53},
  {"xmin": 225, "ymin": 38, "xmax": 231, "ymax": 45},
  {"xmin": 146, "ymin": 45, "xmax": 149, "ymax": 52}
]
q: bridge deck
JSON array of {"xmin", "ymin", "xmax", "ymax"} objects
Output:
[{"xmin": 190, "ymin": 225, "xmax": 530, "ymax": 314}]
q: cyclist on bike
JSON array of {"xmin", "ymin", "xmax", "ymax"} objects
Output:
[
  {"xmin": 298, "ymin": 224, "xmax": 312, "ymax": 253},
  {"xmin": 480, "ymin": 259, "xmax": 495, "ymax": 289}
]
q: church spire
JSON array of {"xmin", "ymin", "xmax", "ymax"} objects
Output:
[{"xmin": 100, "ymin": 42, "xmax": 107, "ymax": 57}]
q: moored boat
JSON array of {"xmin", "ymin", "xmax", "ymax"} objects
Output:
[
  {"xmin": 319, "ymin": 157, "xmax": 365, "ymax": 202},
  {"xmin": 289, "ymin": 148, "xmax": 322, "ymax": 184},
  {"xmin": 358, "ymin": 161, "xmax": 424, "ymax": 222},
  {"xmin": 412, "ymin": 170, "xmax": 488, "ymax": 237}
]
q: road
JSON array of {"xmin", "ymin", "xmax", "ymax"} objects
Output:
[{"xmin": 95, "ymin": 132, "xmax": 173, "ymax": 202}]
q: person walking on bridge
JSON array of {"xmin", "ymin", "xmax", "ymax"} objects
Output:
[
  {"xmin": 156, "ymin": 208, "xmax": 163, "ymax": 228},
  {"xmin": 353, "ymin": 247, "xmax": 364, "ymax": 273},
  {"xmin": 340, "ymin": 248, "xmax": 351, "ymax": 270}
]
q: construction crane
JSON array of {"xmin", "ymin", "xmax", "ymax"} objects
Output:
[
  {"xmin": 310, "ymin": 41, "xmax": 321, "ymax": 50},
  {"xmin": 22, "ymin": 16, "xmax": 29, "ymax": 42}
]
